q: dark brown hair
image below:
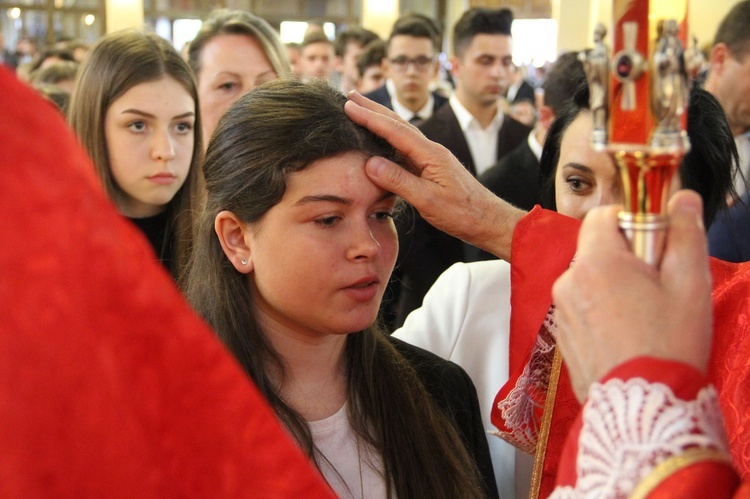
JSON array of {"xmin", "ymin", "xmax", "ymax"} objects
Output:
[
  {"xmin": 453, "ymin": 8, "xmax": 513, "ymax": 57},
  {"xmin": 713, "ymin": 0, "xmax": 750, "ymax": 61}
]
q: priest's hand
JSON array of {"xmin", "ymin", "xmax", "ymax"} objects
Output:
[
  {"xmin": 344, "ymin": 91, "xmax": 524, "ymax": 261},
  {"xmin": 552, "ymin": 190, "xmax": 713, "ymax": 402}
]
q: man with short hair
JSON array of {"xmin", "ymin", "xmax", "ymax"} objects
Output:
[
  {"xmin": 299, "ymin": 31, "xmax": 336, "ymax": 82},
  {"xmin": 703, "ymin": 0, "xmax": 750, "ymax": 197},
  {"xmin": 356, "ymin": 39, "xmax": 387, "ymax": 94},
  {"xmin": 394, "ymin": 8, "xmax": 531, "ymax": 325},
  {"xmin": 468, "ymin": 52, "xmax": 586, "ymax": 261},
  {"xmin": 481, "ymin": 52, "xmax": 585, "ymax": 212},
  {"xmin": 420, "ymin": 8, "xmax": 529, "ymax": 177},
  {"xmin": 334, "ymin": 26, "xmax": 379, "ymax": 94},
  {"xmin": 363, "ymin": 14, "xmax": 448, "ymax": 124}
]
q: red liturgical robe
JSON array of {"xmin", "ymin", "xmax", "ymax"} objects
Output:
[
  {"xmin": 0, "ymin": 66, "xmax": 333, "ymax": 498},
  {"xmin": 492, "ymin": 206, "xmax": 750, "ymax": 497}
]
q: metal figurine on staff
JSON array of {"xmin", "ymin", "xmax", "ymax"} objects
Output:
[{"xmin": 581, "ymin": 14, "xmax": 697, "ymax": 265}]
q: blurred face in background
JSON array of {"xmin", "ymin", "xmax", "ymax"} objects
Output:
[
  {"xmin": 196, "ymin": 33, "xmax": 276, "ymax": 143},
  {"xmin": 358, "ymin": 64, "xmax": 385, "ymax": 94},
  {"xmin": 452, "ymin": 34, "xmax": 513, "ymax": 109},
  {"xmin": 339, "ymin": 41, "xmax": 365, "ymax": 87},
  {"xmin": 299, "ymin": 41, "xmax": 335, "ymax": 80},
  {"xmin": 384, "ymin": 35, "xmax": 437, "ymax": 112}
]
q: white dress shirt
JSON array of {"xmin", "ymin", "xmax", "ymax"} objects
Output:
[
  {"xmin": 386, "ymin": 78, "xmax": 435, "ymax": 123},
  {"xmin": 449, "ymin": 94, "xmax": 504, "ymax": 176},
  {"xmin": 528, "ymin": 128, "xmax": 543, "ymax": 160},
  {"xmin": 734, "ymin": 132, "xmax": 750, "ymax": 197}
]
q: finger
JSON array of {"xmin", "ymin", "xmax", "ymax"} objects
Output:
[
  {"xmin": 575, "ymin": 204, "xmax": 630, "ymax": 260},
  {"xmin": 344, "ymin": 100, "xmax": 437, "ymax": 172},
  {"xmin": 552, "ymin": 273, "xmax": 591, "ymax": 402},
  {"xmin": 661, "ymin": 190, "xmax": 711, "ymax": 293},
  {"xmin": 347, "ymin": 90, "xmax": 418, "ymax": 131},
  {"xmin": 365, "ymin": 156, "xmax": 430, "ymax": 207}
]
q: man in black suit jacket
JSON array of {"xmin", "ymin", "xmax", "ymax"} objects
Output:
[
  {"xmin": 472, "ymin": 52, "xmax": 587, "ymax": 261},
  {"xmin": 363, "ymin": 14, "xmax": 448, "ymax": 124},
  {"xmin": 395, "ymin": 8, "xmax": 530, "ymax": 326},
  {"xmin": 506, "ymin": 63, "xmax": 536, "ymax": 105}
]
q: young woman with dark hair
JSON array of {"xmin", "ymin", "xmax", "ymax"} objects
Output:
[
  {"xmin": 538, "ymin": 81, "xmax": 738, "ymax": 226},
  {"xmin": 182, "ymin": 78, "xmax": 498, "ymax": 499}
]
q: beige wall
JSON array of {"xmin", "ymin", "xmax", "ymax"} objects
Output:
[
  {"xmin": 361, "ymin": 0, "xmax": 400, "ymax": 40},
  {"xmin": 106, "ymin": 0, "xmax": 143, "ymax": 34}
]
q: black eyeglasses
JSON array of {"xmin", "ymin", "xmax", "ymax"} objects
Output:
[{"xmin": 388, "ymin": 55, "xmax": 436, "ymax": 72}]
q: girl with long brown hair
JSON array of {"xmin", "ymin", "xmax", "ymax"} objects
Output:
[{"xmin": 183, "ymin": 78, "xmax": 497, "ymax": 498}]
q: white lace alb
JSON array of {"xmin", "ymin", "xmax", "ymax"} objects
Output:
[
  {"xmin": 492, "ymin": 305, "xmax": 557, "ymax": 453},
  {"xmin": 549, "ymin": 377, "xmax": 728, "ymax": 498}
]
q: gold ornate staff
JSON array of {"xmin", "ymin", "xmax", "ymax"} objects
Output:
[{"xmin": 581, "ymin": 2, "xmax": 696, "ymax": 266}]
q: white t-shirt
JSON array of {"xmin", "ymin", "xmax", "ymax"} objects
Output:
[{"xmin": 310, "ymin": 403, "xmax": 388, "ymax": 498}]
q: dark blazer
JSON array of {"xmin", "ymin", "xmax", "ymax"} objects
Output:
[
  {"xmin": 388, "ymin": 336, "xmax": 499, "ymax": 499},
  {"xmin": 468, "ymin": 136, "xmax": 541, "ymax": 261},
  {"xmin": 1, "ymin": 49, "xmax": 18, "ymax": 69},
  {"xmin": 363, "ymin": 83, "xmax": 448, "ymax": 116},
  {"xmin": 418, "ymin": 103, "xmax": 532, "ymax": 176},
  {"xmin": 391, "ymin": 105, "xmax": 531, "ymax": 326},
  {"xmin": 507, "ymin": 79, "xmax": 536, "ymax": 104},
  {"xmin": 708, "ymin": 192, "xmax": 750, "ymax": 263},
  {"xmin": 480, "ymin": 136, "xmax": 541, "ymax": 212}
]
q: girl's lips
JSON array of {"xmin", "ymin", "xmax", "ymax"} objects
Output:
[
  {"xmin": 342, "ymin": 275, "xmax": 380, "ymax": 302},
  {"xmin": 148, "ymin": 173, "xmax": 177, "ymax": 185},
  {"xmin": 342, "ymin": 280, "xmax": 379, "ymax": 302}
]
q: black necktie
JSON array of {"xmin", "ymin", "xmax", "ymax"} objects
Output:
[{"xmin": 409, "ymin": 115, "xmax": 423, "ymax": 126}]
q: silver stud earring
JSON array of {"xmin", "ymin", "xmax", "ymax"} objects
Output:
[{"xmin": 241, "ymin": 259, "xmax": 248, "ymax": 265}]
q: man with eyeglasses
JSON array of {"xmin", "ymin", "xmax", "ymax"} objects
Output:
[
  {"xmin": 363, "ymin": 14, "xmax": 447, "ymax": 125},
  {"xmin": 391, "ymin": 8, "xmax": 532, "ymax": 331}
]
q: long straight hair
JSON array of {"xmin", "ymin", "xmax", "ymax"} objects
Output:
[
  {"xmin": 182, "ymin": 78, "xmax": 484, "ymax": 498},
  {"xmin": 68, "ymin": 30, "xmax": 202, "ymax": 277}
]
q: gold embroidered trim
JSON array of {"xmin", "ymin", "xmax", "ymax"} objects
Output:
[
  {"xmin": 630, "ymin": 447, "xmax": 733, "ymax": 499},
  {"xmin": 529, "ymin": 347, "xmax": 563, "ymax": 499}
]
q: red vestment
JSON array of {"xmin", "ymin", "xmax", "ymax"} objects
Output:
[
  {"xmin": 492, "ymin": 206, "xmax": 750, "ymax": 497},
  {"xmin": 0, "ymin": 66, "xmax": 332, "ymax": 497}
]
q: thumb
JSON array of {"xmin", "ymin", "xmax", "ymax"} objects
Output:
[
  {"xmin": 661, "ymin": 190, "xmax": 710, "ymax": 289},
  {"xmin": 365, "ymin": 156, "xmax": 427, "ymax": 204}
]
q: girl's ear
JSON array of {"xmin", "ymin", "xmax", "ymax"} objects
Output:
[{"xmin": 215, "ymin": 210, "xmax": 253, "ymax": 274}]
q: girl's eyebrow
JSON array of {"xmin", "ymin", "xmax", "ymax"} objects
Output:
[
  {"xmin": 562, "ymin": 162, "xmax": 593, "ymax": 173},
  {"xmin": 293, "ymin": 191, "xmax": 395, "ymax": 207},
  {"xmin": 119, "ymin": 109, "xmax": 195, "ymax": 120}
]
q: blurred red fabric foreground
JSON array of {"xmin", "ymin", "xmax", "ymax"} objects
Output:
[{"xmin": 0, "ymin": 66, "xmax": 333, "ymax": 498}]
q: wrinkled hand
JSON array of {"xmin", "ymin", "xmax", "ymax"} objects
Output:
[
  {"xmin": 345, "ymin": 91, "xmax": 524, "ymax": 261},
  {"xmin": 552, "ymin": 190, "xmax": 713, "ymax": 402}
]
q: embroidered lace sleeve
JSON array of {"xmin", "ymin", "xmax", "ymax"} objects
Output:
[
  {"xmin": 551, "ymin": 358, "xmax": 739, "ymax": 498},
  {"xmin": 491, "ymin": 305, "xmax": 557, "ymax": 452}
]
